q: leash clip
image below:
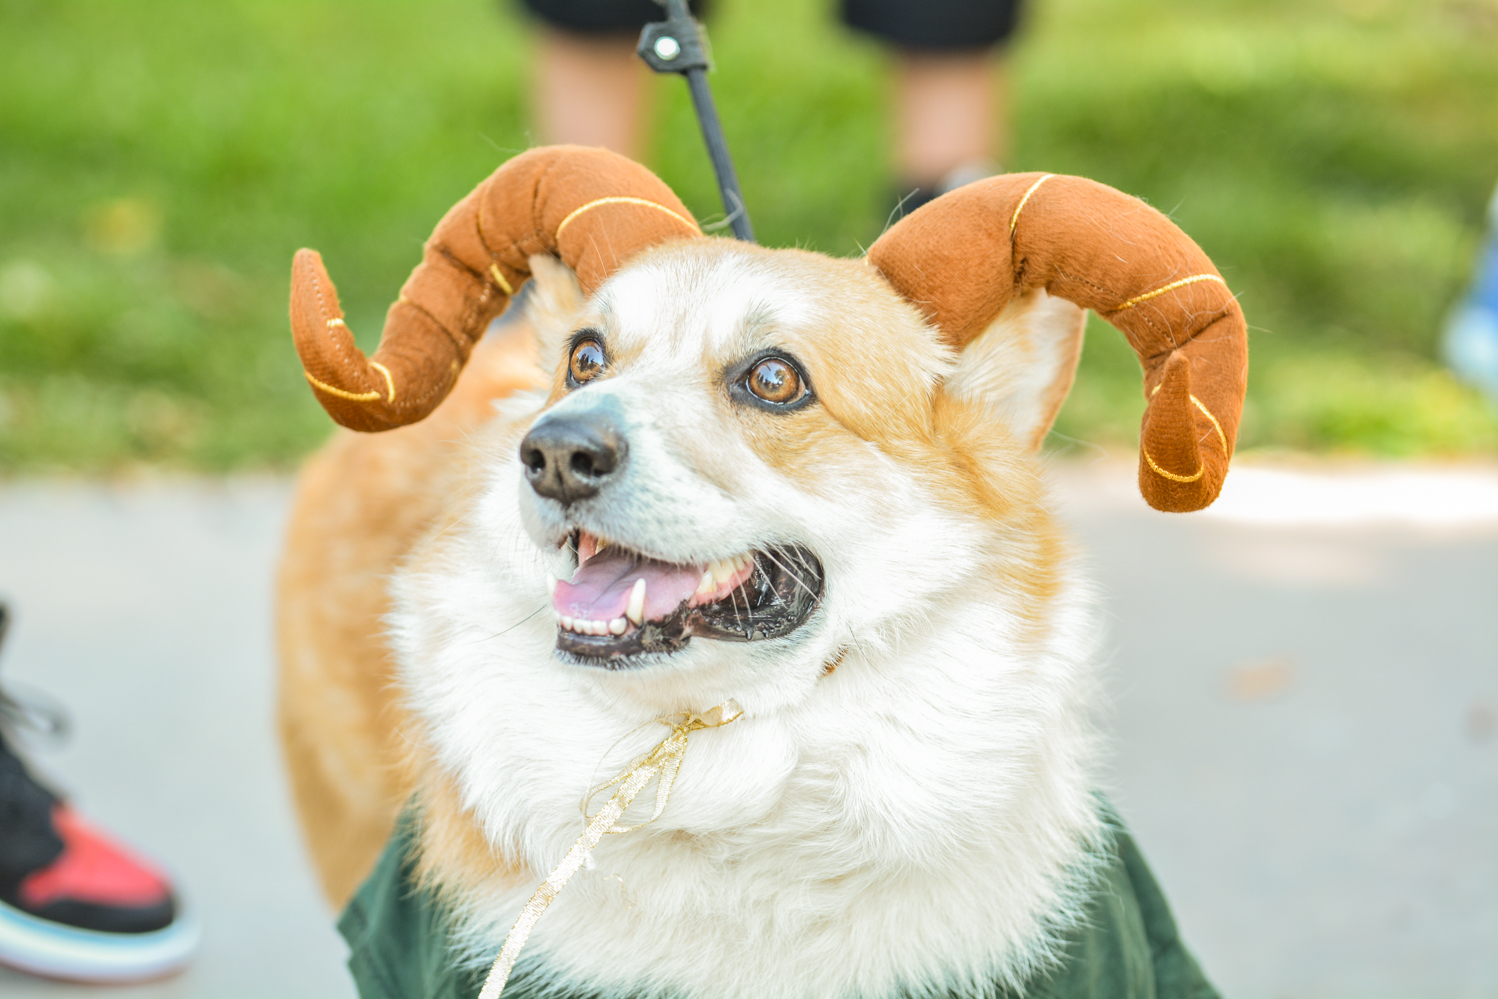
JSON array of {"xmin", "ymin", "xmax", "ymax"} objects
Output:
[{"xmin": 636, "ymin": 0, "xmax": 755, "ymax": 243}]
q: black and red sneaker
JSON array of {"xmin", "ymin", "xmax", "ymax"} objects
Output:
[{"xmin": 0, "ymin": 604, "xmax": 197, "ymax": 982}]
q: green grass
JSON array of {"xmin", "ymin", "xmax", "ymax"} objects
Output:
[{"xmin": 2, "ymin": 0, "xmax": 1496, "ymax": 471}]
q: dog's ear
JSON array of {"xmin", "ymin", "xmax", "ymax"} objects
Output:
[
  {"xmin": 867, "ymin": 174, "xmax": 1247, "ymax": 513},
  {"xmin": 523, "ymin": 253, "xmax": 586, "ymax": 371},
  {"xmin": 289, "ymin": 146, "xmax": 700, "ymax": 432},
  {"xmin": 940, "ymin": 289, "xmax": 1087, "ymax": 453}
]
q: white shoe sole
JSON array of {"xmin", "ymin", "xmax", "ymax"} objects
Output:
[{"xmin": 0, "ymin": 898, "xmax": 199, "ymax": 983}]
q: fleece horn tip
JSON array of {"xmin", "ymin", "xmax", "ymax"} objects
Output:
[{"xmin": 1137, "ymin": 353, "xmax": 1226, "ymax": 513}]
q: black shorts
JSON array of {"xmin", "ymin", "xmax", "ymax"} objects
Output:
[
  {"xmin": 518, "ymin": 0, "xmax": 710, "ymax": 35},
  {"xmin": 517, "ymin": 0, "xmax": 1024, "ymax": 49},
  {"xmin": 842, "ymin": 0, "xmax": 1024, "ymax": 50}
]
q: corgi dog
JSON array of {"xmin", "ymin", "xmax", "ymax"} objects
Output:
[{"xmin": 277, "ymin": 147, "xmax": 1244, "ymax": 999}]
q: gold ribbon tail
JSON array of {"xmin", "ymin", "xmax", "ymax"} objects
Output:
[{"xmin": 476, "ymin": 700, "xmax": 741, "ymax": 999}]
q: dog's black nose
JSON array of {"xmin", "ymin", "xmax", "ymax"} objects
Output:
[{"xmin": 520, "ymin": 413, "xmax": 628, "ymax": 504}]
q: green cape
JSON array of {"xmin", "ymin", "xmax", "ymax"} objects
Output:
[{"xmin": 339, "ymin": 807, "xmax": 1219, "ymax": 999}]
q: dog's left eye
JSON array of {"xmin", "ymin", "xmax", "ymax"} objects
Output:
[
  {"xmin": 568, "ymin": 337, "xmax": 607, "ymax": 387},
  {"xmin": 746, "ymin": 357, "xmax": 807, "ymax": 406}
]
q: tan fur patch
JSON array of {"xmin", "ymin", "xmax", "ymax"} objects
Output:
[
  {"xmin": 277, "ymin": 321, "xmax": 545, "ymax": 906},
  {"xmin": 411, "ymin": 755, "xmax": 526, "ymax": 906}
]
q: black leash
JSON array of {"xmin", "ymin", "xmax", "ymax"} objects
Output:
[{"xmin": 637, "ymin": 0, "xmax": 755, "ymax": 243}]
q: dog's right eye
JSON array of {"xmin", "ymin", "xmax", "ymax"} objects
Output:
[
  {"xmin": 730, "ymin": 351, "xmax": 814, "ymax": 412},
  {"xmin": 568, "ymin": 337, "xmax": 607, "ymax": 387},
  {"xmin": 747, "ymin": 358, "xmax": 803, "ymax": 405}
]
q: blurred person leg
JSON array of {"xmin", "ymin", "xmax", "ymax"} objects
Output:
[
  {"xmin": 843, "ymin": 0, "xmax": 1025, "ymax": 216},
  {"xmin": 0, "ymin": 603, "xmax": 197, "ymax": 983},
  {"xmin": 519, "ymin": 0, "xmax": 1023, "ymax": 219},
  {"xmin": 892, "ymin": 49, "xmax": 1007, "ymax": 209},
  {"xmin": 521, "ymin": 0, "xmax": 711, "ymax": 162},
  {"xmin": 1443, "ymin": 181, "xmax": 1498, "ymax": 401},
  {"xmin": 534, "ymin": 27, "xmax": 654, "ymax": 161}
]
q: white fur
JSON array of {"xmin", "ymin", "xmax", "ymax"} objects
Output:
[
  {"xmin": 387, "ymin": 245, "xmax": 1111, "ymax": 999},
  {"xmin": 946, "ymin": 290, "xmax": 1087, "ymax": 452}
]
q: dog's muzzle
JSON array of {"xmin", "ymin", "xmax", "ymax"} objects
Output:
[
  {"xmin": 554, "ymin": 542, "xmax": 825, "ymax": 668},
  {"xmin": 521, "ymin": 412, "xmax": 628, "ymax": 506}
]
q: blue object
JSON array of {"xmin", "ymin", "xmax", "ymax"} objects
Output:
[{"xmin": 1444, "ymin": 184, "xmax": 1498, "ymax": 400}]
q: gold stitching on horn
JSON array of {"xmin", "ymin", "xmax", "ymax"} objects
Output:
[
  {"xmin": 1113, "ymin": 274, "xmax": 1226, "ymax": 311},
  {"xmin": 368, "ymin": 360, "xmax": 396, "ymax": 403},
  {"xmin": 1009, "ymin": 174, "xmax": 1054, "ymax": 235},
  {"xmin": 1142, "ymin": 445, "xmax": 1205, "ymax": 483},
  {"xmin": 554, "ymin": 197, "xmax": 698, "ymax": 241},
  {"xmin": 1191, "ymin": 394, "xmax": 1228, "ymax": 455},
  {"xmin": 326, "ymin": 317, "xmax": 347, "ymax": 330},
  {"xmin": 488, "ymin": 263, "xmax": 515, "ymax": 297},
  {"xmin": 1148, "ymin": 381, "xmax": 1231, "ymax": 456},
  {"xmin": 303, "ymin": 370, "xmax": 381, "ymax": 402},
  {"xmin": 1140, "ymin": 393, "xmax": 1228, "ymax": 483}
]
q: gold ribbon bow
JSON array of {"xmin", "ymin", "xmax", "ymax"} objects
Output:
[{"xmin": 477, "ymin": 700, "xmax": 743, "ymax": 999}]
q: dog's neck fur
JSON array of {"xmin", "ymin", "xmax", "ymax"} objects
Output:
[
  {"xmin": 390, "ymin": 484, "xmax": 1107, "ymax": 999},
  {"xmin": 385, "ymin": 245, "xmax": 1110, "ymax": 999}
]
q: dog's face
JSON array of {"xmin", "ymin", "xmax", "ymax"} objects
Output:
[
  {"xmin": 388, "ymin": 239, "xmax": 1108, "ymax": 996},
  {"xmin": 485, "ymin": 239, "xmax": 1084, "ymax": 715},
  {"xmin": 292, "ymin": 155, "xmax": 1243, "ymax": 996}
]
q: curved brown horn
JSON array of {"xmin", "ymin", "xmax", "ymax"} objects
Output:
[
  {"xmin": 290, "ymin": 145, "xmax": 702, "ymax": 431},
  {"xmin": 866, "ymin": 173, "xmax": 1247, "ymax": 513}
]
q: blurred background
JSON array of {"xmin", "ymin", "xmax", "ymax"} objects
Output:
[
  {"xmin": 3, "ymin": 0, "xmax": 1498, "ymax": 468},
  {"xmin": 1, "ymin": 0, "xmax": 1495, "ymax": 996}
]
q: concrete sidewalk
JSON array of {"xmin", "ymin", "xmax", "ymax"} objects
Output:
[
  {"xmin": 0, "ymin": 463, "xmax": 1493, "ymax": 998},
  {"xmin": 1057, "ymin": 462, "xmax": 1497, "ymax": 999},
  {"xmin": 0, "ymin": 479, "xmax": 348, "ymax": 999}
]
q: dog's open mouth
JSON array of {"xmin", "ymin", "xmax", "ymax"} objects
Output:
[{"xmin": 550, "ymin": 531, "xmax": 824, "ymax": 667}]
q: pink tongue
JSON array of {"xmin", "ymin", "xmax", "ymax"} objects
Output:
[{"xmin": 553, "ymin": 547, "xmax": 704, "ymax": 624}]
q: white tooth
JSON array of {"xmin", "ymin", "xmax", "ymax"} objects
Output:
[
  {"xmin": 561, "ymin": 615, "xmax": 574, "ymax": 631},
  {"xmin": 610, "ymin": 617, "xmax": 627, "ymax": 635},
  {"xmin": 710, "ymin": 559, "xmax": 731, "ymax": 584},
  {"xmin": 593, "ymin": 620, "xmax": 609, "ymax": 636},
  {"xmin": 548, "ymin": 578, "xmax": 558, "ymax": 596},
  {"xmin": 626, "ymin": 579, "xmax": 646, "ymax": 625},
  {"xmin": 696, "ymin": 570, "xmax": 715, "ymax": 595},
  {"xmin": 596, "ymin": 538, "xmax": 610, "ymax": 553}
]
